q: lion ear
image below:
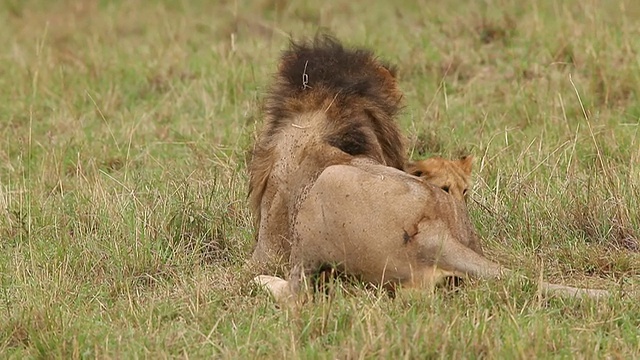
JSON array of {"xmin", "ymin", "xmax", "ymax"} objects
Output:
[
  {"xmin": 459, "ymin": 156, "xmax": 474, "ymax": 175},
  {"xmin": 379, "ymin": 62, "xmax": 398, "ymax": 79},
  {"xmin": 375, "ymin": 63, "xmax": 402, "ymax": 102},
  {"xmin": 404, "ymin": 161, "xmax": 417, "ymax": 174},
  {"xmin": 404, "ymin": 161, "xmax": 424, "ymax": 177}
]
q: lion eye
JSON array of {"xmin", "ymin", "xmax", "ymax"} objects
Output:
[
  {"xmin": 442, "ymin": 186, "xmax": 450, "ymax": 193},
  {"xmin": 463, "ymin": 189, "xmax": 468, "ymax": 196},
  {"xmin": 412, "ymin": 171, "xmax": 423, "ymax": 177}
]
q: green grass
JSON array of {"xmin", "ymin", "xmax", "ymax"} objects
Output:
[{"xmin": 1, "ymin": 0, "xmax": 639, "ymax": 358}]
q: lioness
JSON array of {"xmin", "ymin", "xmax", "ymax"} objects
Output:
[
  {"xmin": 406, "ymin": 156, "xmax": 473, "ymax": 203},
  {"xmin": 255, "ymin": 155, "xmax": 609, "ymax": 304},
  {"xmin": 250, "ymin": 35, "xmax": 610, "ymax": 304}
]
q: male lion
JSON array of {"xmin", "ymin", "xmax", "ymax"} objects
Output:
[
  {"xmin": 248, "ymin": 35, "xmax": 406, "ymax": 273},
  {"xmin": 405, "ymin": 156, "xmax": 474, "ymax": 203},
  {"xmin": 250, "ymin": 36, "xmax": 611, "ymax": 304}
]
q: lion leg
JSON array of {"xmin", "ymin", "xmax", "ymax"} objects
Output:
[
  {"xmin": 438, "ymin": 241, "xmax": 609, "ymax": 298},
  {"xmin": 415, "ymin": 228, "xmax": 609, "ymax": 299}
]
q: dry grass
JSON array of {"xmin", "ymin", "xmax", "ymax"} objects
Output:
[{"xmin": 1, "ymin": 0, "xmax": 639, "ymax": 358}]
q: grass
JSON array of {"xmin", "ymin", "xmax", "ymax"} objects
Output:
[{"xmin": 1, "ymin": 0, "xmax": 639, "ymax": 358}]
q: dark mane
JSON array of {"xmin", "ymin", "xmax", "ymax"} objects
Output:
[
  {"xmin": 263, "ymin": 35, "xmax": 402, "ymax": 139},
  {"xmin": 277, "ymin": 35, "xmax": 398, "ymax": 101}
]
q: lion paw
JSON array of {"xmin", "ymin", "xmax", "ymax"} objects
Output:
[{"xmin": 253, "ymin": 275, "xmax": 295, "ymax": 304}]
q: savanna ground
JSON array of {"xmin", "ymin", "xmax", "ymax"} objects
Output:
[{"xmin": 1, "ymin": 0, "xmax": 639, "ymax": 358}]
